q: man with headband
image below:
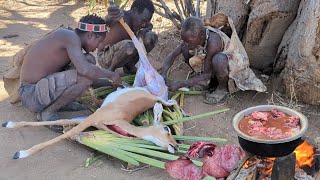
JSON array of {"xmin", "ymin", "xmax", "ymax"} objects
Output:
[
  {"xmin": 97, "ymin": 0, "xmax": 157, "ymax": 74},
  {"xmin": 3, "ymin": 14, "xmax": 122, "ymax": 132}
]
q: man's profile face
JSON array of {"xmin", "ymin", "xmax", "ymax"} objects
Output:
[
  {"xmin": 84, "ymin": 32, "xmax": 106, "ymax": 52},
  {"xmin": 132, "ymin": 8, "xmax": 152, "ymax": 32},
  {"xmin": 181, "ymin": 30, "xmax": 202, "ymax": 49}
]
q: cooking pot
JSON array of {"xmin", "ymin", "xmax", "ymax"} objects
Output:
[{"xmin": 232, "ymin": 105, "xmax": 308, "ymax": 157}]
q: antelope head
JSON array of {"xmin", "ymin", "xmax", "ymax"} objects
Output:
[{"xmin": 142, "ymin": 103, "xmax": 179, "ymax": 153}]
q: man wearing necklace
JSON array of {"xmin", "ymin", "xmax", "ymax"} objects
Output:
[{"xmin": 161, "ymin": 15, "xmax": 266, "ymax": 104}]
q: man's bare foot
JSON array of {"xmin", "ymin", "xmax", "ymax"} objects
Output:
[
  {"xmin": 59, "ymin": 102, "xmax": 87, "ymax": 112},
  {"xmin": 203, "ymin": 89, "xmax": 229, "ymax": 104},
  {"xmin": 36, "ymin": 112, "xmax": 63, "ymax": 133}
]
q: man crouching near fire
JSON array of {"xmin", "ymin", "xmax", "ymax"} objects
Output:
[{"xmin": 3, "ymin": 14, "xmax": 123, "ymax": 132}]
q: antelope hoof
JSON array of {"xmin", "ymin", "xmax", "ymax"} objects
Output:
[
  {"xmin": 13, "ymin": 150, "xmax": 28, "ymax": 159},
  {"xmin": 13, "ymin": 151, "xmax": 20, "ymax": 159},
  {"xmin": 2, "ymin": 121, "xmax": 14, "ymax": 128}
]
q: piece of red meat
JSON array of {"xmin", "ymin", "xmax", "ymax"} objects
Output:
[
  {"xmin": 271, "ymin": 109, "xmax": 287, "ymax": 118},
  {"xmin": 202, "ymin": 145, "xmax": 246, "ymax": 178},
  {"xmin": 248, "ymin": 120, "xmax": 264, "ymax": 128},
  {"xmin": 165, "ymin": 156, "xmax": 203, "ymax": 180},
  {"xmin": 187, "ymin": 142, "xmax": 216, "ymax": 158},
  {"xmin": 250, "ymin": 111, "xmax": 270, "ymax": 121},
  {"xmin": 284, "ymin": 116, "xmax": 300, "ymax": 128}
]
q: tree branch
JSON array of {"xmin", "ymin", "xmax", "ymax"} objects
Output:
[
  {"xmin": 156, "ymin": 0, "xmax": 181, "ymax": 29},
  {"xmin": 154, "ymin": 8, "xmax": 169, "ymax": 19},
  {"xmin": 174, "ymin": 0, "xmax": 184, "ymax": 21}
]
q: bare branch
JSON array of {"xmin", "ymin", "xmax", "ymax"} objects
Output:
[
  {"xmin": 179, "ymin": 0, "xmax": 187, "ymax": 17},
  {"xmin": 153, "ymin": 2, "xmax": 164, "ymax": 9},
  {"xmin": 196, "ymin": 0, "xmax": 200, "ymax": 17},
  {"xmin": 174, "ymin": 0, "xmax": 184, "ymax": 21},
  {"xmin": 156, "ymin": 0, "xmax": 181, "ymax": 29},
  {"xmin": 154, "ymin": 8, "xmax": 168, "ymax": 19}
]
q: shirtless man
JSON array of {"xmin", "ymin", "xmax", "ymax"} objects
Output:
[
  {"xmin": 161, "ymin": 16, "xmax": 266, "ymax": 104},
  {"xmin": 97, "ymin": 0, "xmax": 157, "ymax": 74},
  {"xmin": 18, "ymin": 14, "xmax": 122, "ymax": 125}
]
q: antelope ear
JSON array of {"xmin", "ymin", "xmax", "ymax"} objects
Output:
[{"xmin": 153, "ymin": 102, "xmax": 163, "ymax": 126}]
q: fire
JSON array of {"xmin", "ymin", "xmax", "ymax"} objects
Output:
[
  {"xmin": 294, "ymin": 140, "xmax": 315, "ymax": 167},
  {"xmin": 243, "ymin": 156, "xmax": 275, "ymax": 177},
  {"xmin": 241, "ymin": 140, "xmax": 315, "ymax": 178}
]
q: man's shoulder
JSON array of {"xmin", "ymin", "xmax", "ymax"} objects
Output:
[{"xmin": 54, "ymin": 28, "xmax": 78, "ymax": 38}]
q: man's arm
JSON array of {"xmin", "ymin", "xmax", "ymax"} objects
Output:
[
  {"xmin": 105, "ymin": 15, "xmax": 116, "ymax": 26},
  {"xmin": 65, "ymin": 34, "xmax": 122, "ymax": 86},
  {"xmin": 160, "ymin": 44, "xmax": 183, "ymax": 79}
]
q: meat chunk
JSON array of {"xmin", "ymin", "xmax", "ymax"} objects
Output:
[
  {"xmin": 271, "ymin": 109, "xmax": 287, "ymax": 118},
  {"xmin": 250, "ymin": 111, "xmax": 270, "ymax": 121},
  {"xmin": 165, "ymin": 156, "xmax": 203, "ymax": 180},
  {"xmin": 202, "ymin": 145, "xmax": 246, "ymax": 178},
  {"xmin": 187, "ymin": 142, "xmax": 216, "ymax": 158},
  {"xmin": 284, "ymin": 116, "xmax": 300, "ymax": 128}
]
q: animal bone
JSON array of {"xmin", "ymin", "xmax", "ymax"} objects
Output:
[{"xmin": 2, "ymin": 87, "xmax": 179, "ymax": 159}]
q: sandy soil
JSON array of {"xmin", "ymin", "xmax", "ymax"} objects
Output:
[{"xmin": 0, "ymin": 1, "xmax": 319, "ymax": 180}]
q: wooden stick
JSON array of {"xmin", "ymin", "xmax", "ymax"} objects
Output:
[{"xmin": 118, "ymin": 18, "xmax": 135, "ymax": 38}]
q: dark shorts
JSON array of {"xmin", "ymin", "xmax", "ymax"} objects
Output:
[{"xmin": 19, "ymin": 70, "xmax": 78, "ymax": 113}]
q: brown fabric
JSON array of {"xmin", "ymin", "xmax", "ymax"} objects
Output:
[
  {"xmin": 189, "ymin": 12, "xmax": 267, "ymax": 93},
  {"xmin": 19, "ymin": 70, "xmax": 78, "ymax": 113},
  {"xmin": 3, "ymin": 42, "xmax": 35, "ymax": 103},
  {"xmin": 97, "ymin": 39, "xmax": 132, "ymax": 69}
]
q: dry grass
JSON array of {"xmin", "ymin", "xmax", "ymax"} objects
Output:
[{"xmin": 267, "ymin": 69, "xmax": 303, "ymax": 111}]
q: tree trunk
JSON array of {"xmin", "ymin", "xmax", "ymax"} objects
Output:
[
  {"xmin": 206, "ymin": 0, "xmax": 249, "ymax": 38},
  {"xmin": 242, "ymin": 0, "xmax": 300, "ymax": 71},
  {"xmin": 274, "ymin": 0, "xmax": 320, "ymax": 106},
  {"xmin": 205, "ymin": 0, "xmax": 320, "ymax": 105}
]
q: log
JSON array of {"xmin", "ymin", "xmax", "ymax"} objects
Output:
[
  {"xmin": 242, "ymin": 0, "xmax": 300, "ymax": 71},
  {"xmin": 271, "ymin": 153, "xmax": 296, "ymax": 180},
  {"xmin": 275, "ymin": 0, "xmax": 320, "ymax": 106}
]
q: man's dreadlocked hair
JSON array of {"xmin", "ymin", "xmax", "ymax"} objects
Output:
[
  {"xmin": 181, "ymin": 16, "xmax": 205, "ymax": 36},
  {"xmin": 75, "ymin": 14, "xmax": 106, "ymax": 37},
  {"xmin": 131, "ymin": 0, "xmax": 155, "ymax": 14}
]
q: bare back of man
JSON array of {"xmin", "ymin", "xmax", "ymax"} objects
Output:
[
  {"xmin": 16, "ymin": 15, "xmax": 123, "ymax": 132},
  {"xmin": 21, "ymin": 28, "xmax": 76, "ymax": 84}
]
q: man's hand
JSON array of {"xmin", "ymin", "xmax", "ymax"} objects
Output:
[
  {"xmin": 168, "ymin": 82, "xmax": 182, "ymax": 92},
  {"xmin": 107, "ymin": 1, "xmax": 124, "ymax": 22},
  {"xmin": 110, "ymin": 72, "xmax": 123, "ymax": 88},
  {"xmin": 138, "ymin": 28, "xmax": 149, "ymax": 37}
]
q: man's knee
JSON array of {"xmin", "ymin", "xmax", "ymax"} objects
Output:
[
  {"xmin": 212, "ymin": 53, "xmax": 229, "ymax": 75},
  {"xmin": 84, "ymin": 53, "xmax": 96, "ymax": 64},
  {"xmin": 143, "ymin": 31, "xmax": 158, "ymax": 48},
  {"xmin": 212, "ymin": 53, "xmax": 228, "ymax": 66},
  {"xmin": 123, "ymin": 42, "xmax": 136, "ymax": 56}
]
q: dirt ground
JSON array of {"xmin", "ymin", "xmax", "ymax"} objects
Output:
[{"xmin": 0, "ymin": 1, "xmax": 319, "ymax": 180}]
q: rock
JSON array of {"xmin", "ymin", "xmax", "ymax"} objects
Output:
[
  {"xmin": 275, "ymin": 0, "xmax": 320, "ymax": 106},
  {"xmin": 242, "ymin": 0, "xmax": 300, "ymax": 70}
]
